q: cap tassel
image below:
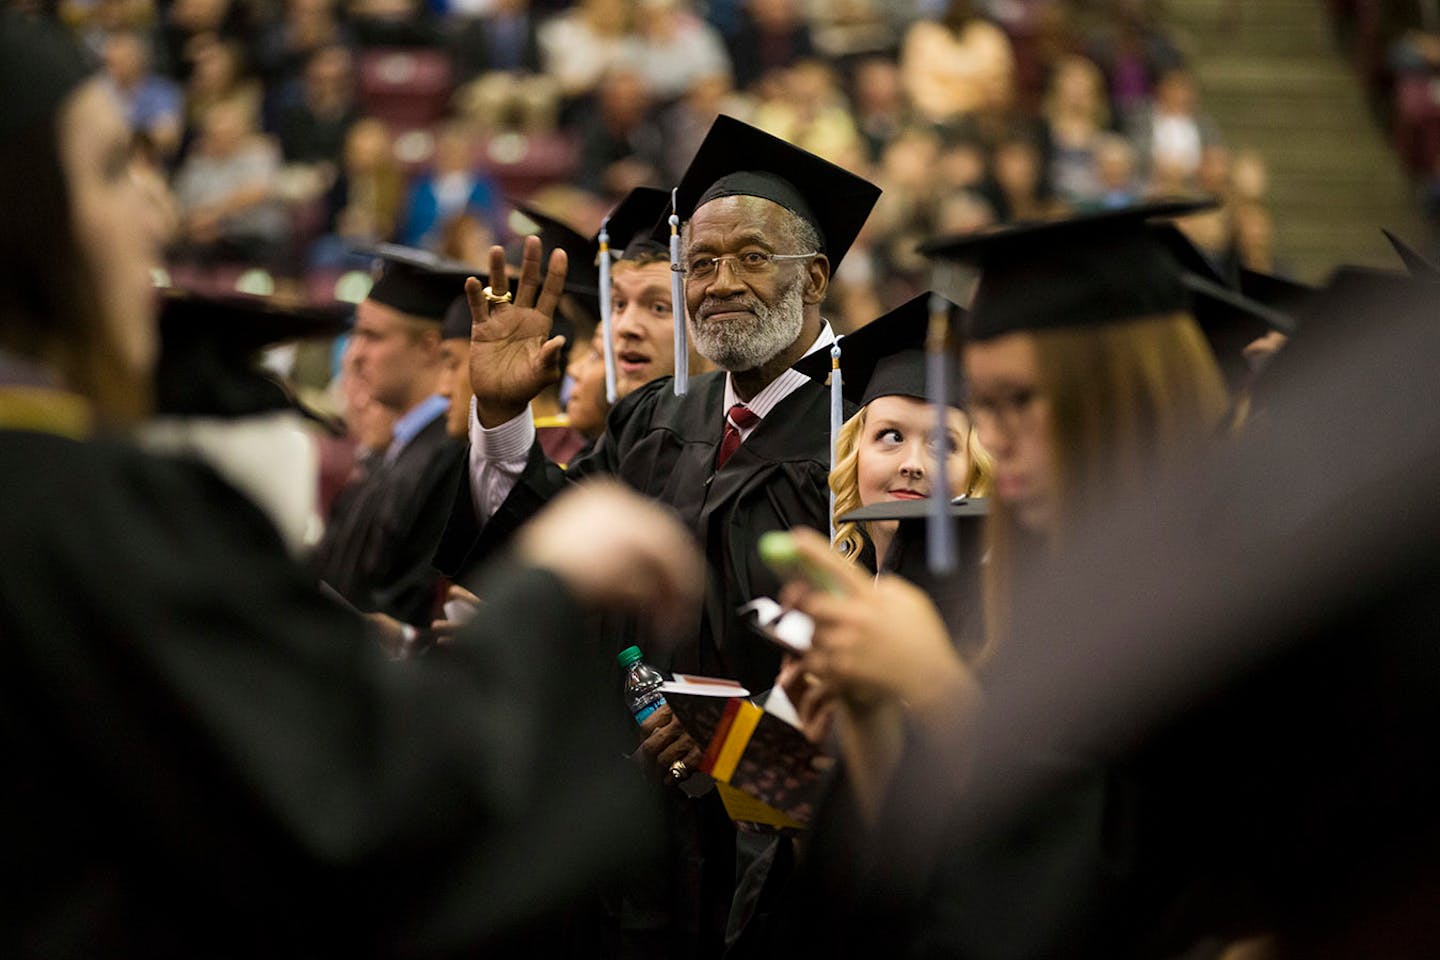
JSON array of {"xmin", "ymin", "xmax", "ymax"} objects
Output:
[
  {"xmin": 926, "ymin": 292, "xmax": 957, "ymax": 575},
  {"xmin": 669, "ymin": 189, "xmax": 689, "ymax": 397},
  {"xmin": 829, "ymin": 338, "xmax": 843, "ymax": 545},
  {"xmin": 597, "ymin": 216, "xmax": 618, "ymax": 404}
]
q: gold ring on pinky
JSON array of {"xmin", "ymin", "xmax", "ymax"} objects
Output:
[
  {"xmin": 668, "ymin": 760, "xmax": 689, "ymax": 782},
  {"xmin": 481, "ymin": 285, "xmax": 513, "ymax": 305}
]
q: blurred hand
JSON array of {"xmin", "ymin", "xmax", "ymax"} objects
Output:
[
  {"xmin": 467, "ymin": 235, "xmax": 569, "ymax": 427},
  {"xmin": 776, "ymin": 654, "xmax": 837, "ymax": 745},
  {"xmin": 781, "ymin": 528, "xmax": 975, "ymax": 711},
  {"xmin": 515, "ymin": 480, "xmax": 704, "ymax": 636},
  {"xmin": 430, "ymin": 584, "xmax": 482, "ymax": 641}
]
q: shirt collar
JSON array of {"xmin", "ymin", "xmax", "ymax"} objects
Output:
[
  {"xmin": 387, "ymin": 393, "xmax": 449, "ymax": 460},
  {"xmin": 723, "ymin": 320, "xmax": 835, "ymax": 419}
]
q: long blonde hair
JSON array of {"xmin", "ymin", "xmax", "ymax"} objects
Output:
[
  {"xmin": 981, "ymin": 311, "xmax": 1230, "ymax": 649},
  {"xmin": 831, "ymin": 403, "xmax": 994, "ymax": 565}
]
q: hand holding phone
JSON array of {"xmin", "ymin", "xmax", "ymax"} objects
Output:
[{"xmin": 758, "ymin": 531, "xmax": 846, "ymax": 596}]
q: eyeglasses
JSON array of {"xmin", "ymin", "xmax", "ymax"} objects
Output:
[
  {"xmin": 966, "ymin": 387, "xmax": 1041, "ymax": 436},
  {"xmin": 681, "ymin": 250, "xmax": 818, "ymax": 280}
]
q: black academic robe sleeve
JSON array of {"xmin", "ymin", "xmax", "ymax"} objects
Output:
[
  {"xmin": 433, "ymin": 378, "xmax": 675, "ymax": 586},
  {"xmin": 0, "ymin": 431, "xmax": 655, "ymax": 957}
]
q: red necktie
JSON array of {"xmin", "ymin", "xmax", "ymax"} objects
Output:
[{"xmin": 716, "ymin": 403, "xmax": 760, "ymax": 469}]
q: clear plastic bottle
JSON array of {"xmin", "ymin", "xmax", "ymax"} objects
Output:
[{"xmin": 617, "ymin": 645, "xmax": 667, "ymax": 725}]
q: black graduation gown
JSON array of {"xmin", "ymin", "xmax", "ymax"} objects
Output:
[
  {"xmin": 437, "ymin": 369, "xmax": 851, "ymax": 693},
  {"xmin": 0, "ymin": 423, "xmax": 657, "ymax": 957},
  {"xmin": 435, "ymin": 370, "xmax": 852, "ymax": 959},
  {"xmin": 313, "ymin": 412, "xmax": 465, "ymax": 626}
]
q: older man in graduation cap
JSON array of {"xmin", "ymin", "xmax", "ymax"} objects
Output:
[
  {"xmin": 312, "ymin": 245, "xmax": 471, "ymax": 627},
  {"xmin": 450, "ymin": 116, "xmax": 880, "ymax": 956}
]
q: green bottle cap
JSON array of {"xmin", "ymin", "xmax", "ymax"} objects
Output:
[{"xmin": 617, "ymin": 645, "xmax": 643, "ymax": 668}]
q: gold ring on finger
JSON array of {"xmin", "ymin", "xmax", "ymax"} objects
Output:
[{"xmin": 481, "ymin": 285, "xmax": 513, "ymax": 305}]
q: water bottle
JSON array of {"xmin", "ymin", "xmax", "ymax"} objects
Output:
[{"xmin": 618, "ymin": 645, "xmax": 667, "ymax": 725}]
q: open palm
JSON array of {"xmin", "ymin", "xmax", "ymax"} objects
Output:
[{"xmin": 467, "ymin": 235, "xmax": 570, "ymax": 427}]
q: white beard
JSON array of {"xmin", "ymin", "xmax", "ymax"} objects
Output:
[{"xmin": 688, "ymin": 272, "xmax": 807, "ymax": 373}]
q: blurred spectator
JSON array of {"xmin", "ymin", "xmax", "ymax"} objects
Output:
[
  {"xmin": 313, "ymin": 117, "xmax": 405, "ymax": 266},
  {"xmin": 808, "ymin": 0, "xmax": 894, "ymax": 61},
  {"xmin": 633, "ymin": 0, "xmax": 731, "ymax": 103},
  {"xmin": 1232, "ymin": 200, "xmax": 1280, "ymax": 273},
  {"xmin": 70, "ymin": 0, "xmax": 159, "ymax": 57},
  {"xmin": 450, "ymin": 0, "xmax": 560, "ymax": 134},
  {"xmin": 101, "ymin": 27, "xmax": 183, "ymax": 159},
  {"xmin": 899, "ymin": 0, "xmax": 1015, "ymax": 127},
  {"xmin": 1230, "ymin": 147, "xmax": 1269, "ymax": 203},
  {"xmin": 1084, "ymin": 0, "xmax": 1184, "ymax": 128},
  {"xmin": 184, "ymin": 34, "xmax": 262, "ymax": 140},
  {"xmin": 277, "ymin": 44, "xmax": 359, "ymax": 166},
  {"xmin": 936, "ymin": 136, "xmax": 989, "ymax": 195},
  {"xmin": 1042, "ymin": 53, "xmax": 1110, "ymax": 205},
  {"xmin": 1089, "ymin": 131, "xmax": 1141, "ymax": 208},
  {"xmin": 989, "ymin": 135, "xmax": 1063, "ymax": 222},
  {"xmin": 752, "ymin": 59, "xmax": 863, "ymax": 166},
  {"xmin": 437, "ymin": 211, "xmax": 494, "ymax": 265},
  {"xmin": 575, "ymin": 67, "xmax": 665, "ymax": 197},
  {"xmin": 851, "ymin": 56, "xmax": 906, "ymax": 164},
  {"xmin": 398, "ymin": 120, "xmax": 500, "ymax": 249},
  {"xmin": 537, "ymin": 0, "xmax": 640, "ymax": 102},
  {"xmin": 173, "ymin": 97, "xmax": 291, "ymax": 267},
  {"xmin": 252, "ymin": 0, "xmax": 352, "ymax": 109},
  {"xmin": 450, "ymin": 0, "xmax": 541, "ymax": 78},
  {"xmin": 1128, "ymin": 65, "xmax": 1221, "ymax": 189},
  {"xmin": 1386, "ymin": 5, "xmax": 1440, "ymax": 77},
  {"xmin": 727, "ymin": 0, "xmax": 814, "ymax": 91},
  {"xmin": 658, "ymin": 70, "xmax": 752, "ymax": 181},
  {"xmin": 933, "ymin": 186, "xmax": 996, "ymax": 235},
  {"xmin": 1196, "ymin": 142, "xmax": 1232, "ymax": 199},
  {"xmin": 161, "ymin": 0, "xmax": 243, "ymax": 80},
  {"xmin": 348, "ymin": 0, "xmax": 440, "ymax": 47}
]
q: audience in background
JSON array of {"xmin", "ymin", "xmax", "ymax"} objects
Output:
[{"xmin": 42, "ymin": 0, "xmax": 1302, "ymax": 309}]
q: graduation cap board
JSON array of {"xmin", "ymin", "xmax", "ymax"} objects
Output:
[
  {"xmin": 840, "ymin": 497, "xmax": 990, "ymax": 653},
  {"xmin": 918, "ymin": 199, "xmax": 1217, "ymax": 341},
  {"xmin": 1239, "ymin": 268, "xmax": 1316, "ymax": 318},
  {"xmin": 155, "ymin": 290, "xmax": 351, "ymax": 420},
  {"xmin": 669, "ymin": 114, "xmax": 883, "ymax": 396},
  {"xmin": 361, "ymin": 243, "xmax": 478, "ymax": 322},
  {"xmin": 510, "ymin": 202, "xmax": 601, "ymax": 297},
  {"xmin": 1150, "ymin": 221, "xmax": 1237, "ymax": 289},
  {"xmin": 793, "ymin": 292, "xmax": 963, "ymax": 408}
]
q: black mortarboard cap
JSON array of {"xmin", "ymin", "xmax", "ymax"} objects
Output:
[
  {"xmin": 1150, "ymin": 221, "xmax": 1237, "ymax": 288},
  {"xmin": 363, "ymin": 243, "xmax": 477, "ymax": 321},
  {"xmin": 511, "ymin": 202, "xmax": 601, "ymax": 297},
  {"xmin": 840, "ymin": 496, "xmax": 989, "ymax": 651},
  {"xmin": 918, "ymin": 199, "xmax": 1217, "ymax": 341},
  {"xmin": 838, "ymin": 495, "xmax": 989, "ymax": 525},
  {"xmin": 1182, "ymin": 272, "xmax": 1295, "ymax": 391},
  {"xmin": 674, "ymin": 115, "xmax": 881, "ymax": 269},
  {"xmin": 793, "ymin": 293, "xmax": 964, "ymax": 407},
  {"xmin": 155, "ymin": 290, "xmax": 351, "ymax": 420},
  {"xmin": 1239, "ymin": 267, "xmax": 1316, "ymax": 317},
  {"xmin": 1382, "ymin": 228, "xmax": 1440, "ymax": 279},
  {"xmin": 602, "ymin": 186, "xmax": 671, "ymax": 261},
  {"xmin": 0, "ymin": 11, "xmax": 96, "ymax": 139}
]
